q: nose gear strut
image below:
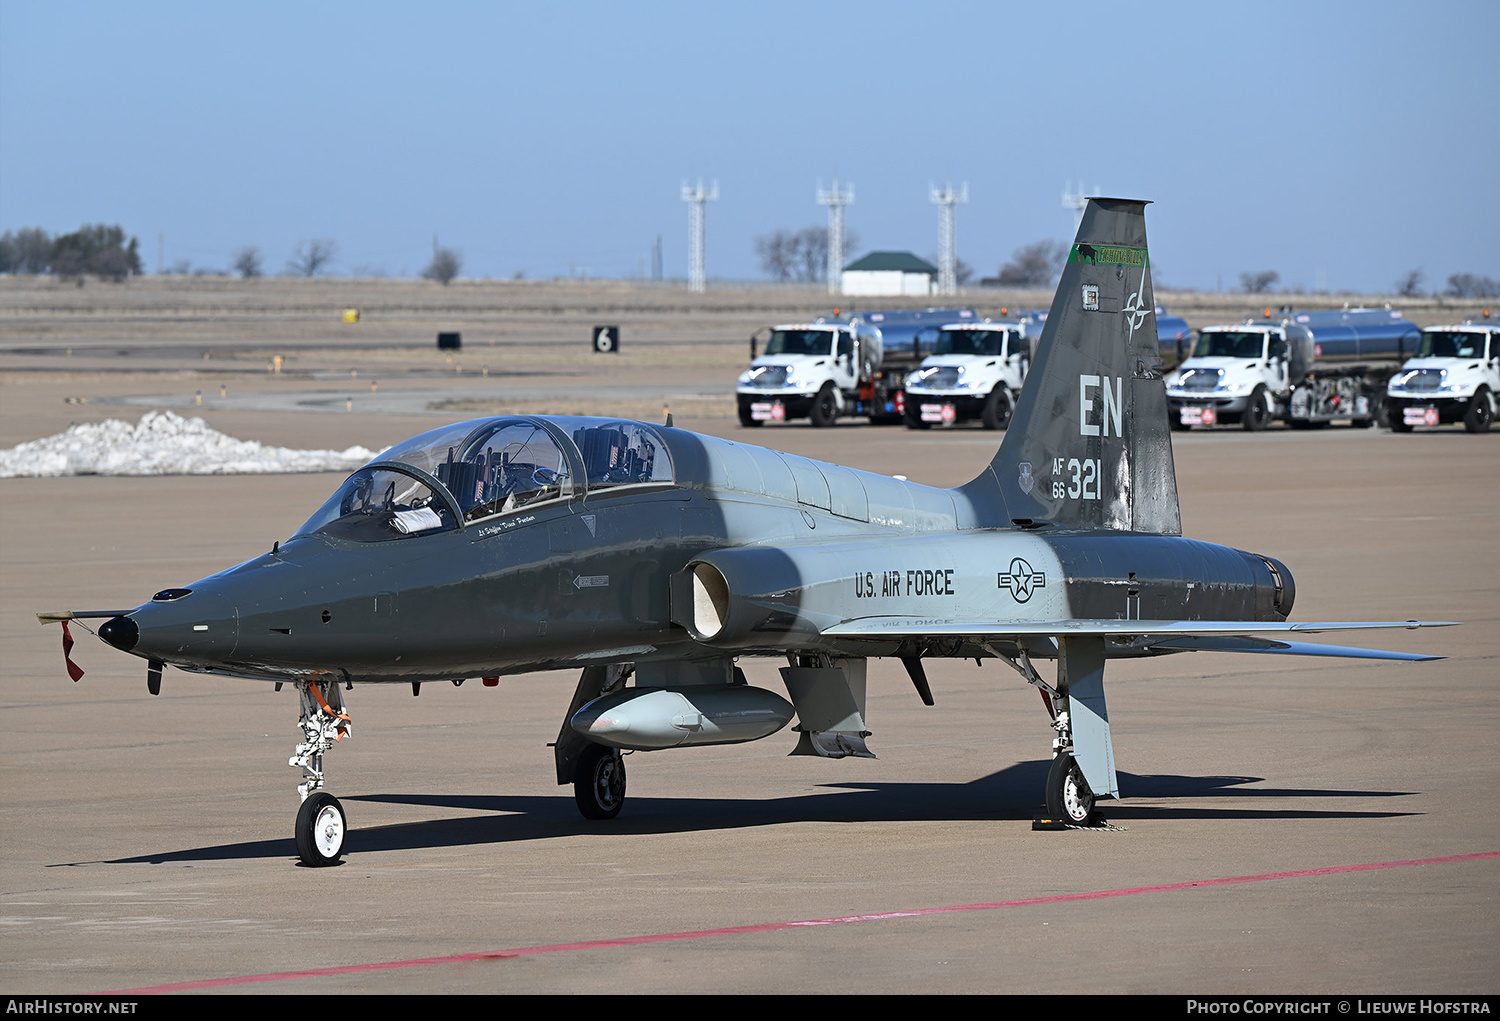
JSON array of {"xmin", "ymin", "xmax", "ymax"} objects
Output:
[
  {"xmin": 289, "ymin": 674, "xmax": 351, "ymax": 866},
  {"xmin": 290, "ymin": 674, "xmax": 350, "ymax": 801}
]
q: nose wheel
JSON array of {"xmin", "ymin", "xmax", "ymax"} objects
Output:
[{"xmin": 295, "ymin": 791, "xmax": 347, "ymax": 866}]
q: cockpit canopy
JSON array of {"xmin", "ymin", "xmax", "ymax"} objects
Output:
[{"xmin": 295, "ymin": 416, "xmax": 673, "ymax": 543}]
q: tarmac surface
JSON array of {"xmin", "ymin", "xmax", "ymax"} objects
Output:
[{"xmin": 1, "ymin": 284, "xmax": 1496, "ymax": 995}]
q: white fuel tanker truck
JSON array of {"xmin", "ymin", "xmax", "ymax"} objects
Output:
[
  {"xmin": 1165, "ymin": 307, "xmax": 1421, "ymax": 430},
  {"xmin": 1385, "ymin": 318, "xmax": 1499, "ymax": 433}
]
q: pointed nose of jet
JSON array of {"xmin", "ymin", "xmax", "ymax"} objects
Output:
[{"xmin": 98, "ymin": 615, "xmax": 139, "ymax": 652}]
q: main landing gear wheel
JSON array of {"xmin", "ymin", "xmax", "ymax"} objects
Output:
[
  {"xmin": 574, "ymin": 742, "xmax": 626, "ymax": 820},
  {"xmin": 295, "ymin": 792, "xmax": 347, "ymax": 866},
  {"xmin": 1045, "ymin": 753, "xmax": 1096, "ymax": 826}
]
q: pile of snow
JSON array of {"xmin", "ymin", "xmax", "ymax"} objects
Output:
[{"xmin": 0, "ymin": 411, "xmax": 382, "ymax": 478}]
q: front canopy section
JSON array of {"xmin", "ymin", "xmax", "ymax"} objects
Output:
[
  {"xmin": 297, "ymin": 417, "xmax": 677, "ymax": 540},
  {"xmin": 296, "ymin": 466, "xmax": 457, "ymax": 542}
]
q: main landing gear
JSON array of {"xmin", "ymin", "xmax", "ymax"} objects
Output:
[
  {"xmin": 995, "ymin": 644, "xmax": 1104, "ymax": 827},
  {"xmin": 1045, "ymin": 749, "xmax": 1096, "ymax": 825},
  {"xmin": 1041, "ymin": 699, "xmax": 1099, "ymax": 826},
  {"xmin": 574, "ymin": 743, "xmax": 626, "ymax": 820},
  {"xmin": 290, "ymin": 675, "xmax": 351, "ymax": 866},
  {"xmin": 556, "ymin": 663, "xmax": 632, "ymax": 821}
]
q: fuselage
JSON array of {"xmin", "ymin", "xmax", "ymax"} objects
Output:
[{"xmin": 101, "ymin": 415, "xmax": 1293, "ymax": 683}]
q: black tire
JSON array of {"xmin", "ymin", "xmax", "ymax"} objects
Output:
[
  {"xmin": 1045, "ymin": 752, "xmax": 1096, "ymax": 825},
  {"xmin": 1168, "ymin": 407, "xmax": 1188, "ymax": 431},
  {"xmin": 295, "ymin": 792, "xmax": 346, "ymax": 867},
  {"xmin": 903, "ymin": 398, "xmax": 930, "ymax": 429},
  {"xmin": 981, "ymin": 387, "xmax": 1014, "ymax": 431},
  {"xmin": 1242, "ymin": 386, "xmax": 1271, "ymax": 431},
  {"xmin": 809, "ymin": 384, "xmax": 838, "ymax": 428},
  {"xmin": 574, "ymin": 742, "xmax": 626, "ymax": 820},
  {"xmin": 737, "ymin": 400, "xmax": 762, "ymax": 428},
  {"xmin": 1464, "ymin": 388, "xmax": 1493, "ymax": 434},
  {"xmin": 1388, "ymin": 405, "xmax": 1413, "ymax": 432}
]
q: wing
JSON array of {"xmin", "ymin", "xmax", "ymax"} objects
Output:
[{"xmin": 820, "ymin": 617, "xmax": 1456, "ymax": 661}]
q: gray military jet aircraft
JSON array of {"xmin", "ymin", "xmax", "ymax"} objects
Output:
[{"xmin": 42, "ymin": 199, "xmax": 1451, "ymax": 867}]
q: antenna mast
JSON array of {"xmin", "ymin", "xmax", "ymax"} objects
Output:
[
  {"xmin": 817, "ymin": 178, "xmax": 854, "ymax": 294},
  {"xmin": 1062, "ymin": 181, "xmax": 1098, "ymax": 232},
  {"xmin": 681, "ymin": 180, "xmax": 718, "ymax": 293},
  {"xmin": 930, "ymin": 182, "xmax": 968, "ymax": 295}
]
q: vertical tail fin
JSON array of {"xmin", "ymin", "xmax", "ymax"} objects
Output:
[{"xmin": 958, "ymin": 198, "xmax": 1180, "ymax": 534}]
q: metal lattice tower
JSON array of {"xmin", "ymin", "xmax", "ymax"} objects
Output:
[
  {"xmin": 930, "ymin": 182, "xmax": 968, "ymax": 295},
  {"xmin": 817, "ymin": 178, "xmax": 854, "ymax": 294},
  {"xmin": 681, "ymin": 180, "xmax": 718, "ymax": 293},
  {"xmin": 1062, "ymin": 181, "xmax": 1098, "ymax": 232}
]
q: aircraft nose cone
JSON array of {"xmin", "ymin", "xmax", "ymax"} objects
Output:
[{"xmin": 98, "ymin": 615, "xmax": 139, "ymax": 652}]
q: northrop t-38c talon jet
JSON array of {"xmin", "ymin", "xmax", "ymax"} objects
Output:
[{"xmin": 41, "ymin": 199, "xmax": 1452, "ymax": 867}]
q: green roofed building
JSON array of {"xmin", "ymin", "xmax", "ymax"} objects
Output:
[{"xmin": 841, "ymin": 251, "xmax": 937, "ymax": 296}]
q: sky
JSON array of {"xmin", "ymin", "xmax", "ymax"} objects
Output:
[{"xmin": 2, "ymin": 0, "xmax": 1496, "ymax": 294}]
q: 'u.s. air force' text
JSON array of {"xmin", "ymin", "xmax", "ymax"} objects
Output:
[{"xmin": 854, "ymin": 569, "xmax": 955, "ymax": 599}]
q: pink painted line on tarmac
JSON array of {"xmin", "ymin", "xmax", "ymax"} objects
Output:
[{"xmin": 103, "ymin": 850, "xmax": 1499, "ymax": 995}]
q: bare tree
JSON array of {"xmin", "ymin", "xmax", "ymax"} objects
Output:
[
  {"xmin": 1240, "ymin": 270, "xmax": 1280, "ymax": 294},
  {"xmin": 793, "ymin": 227, "xmax": 826, "ymax": 283},
  {"xmin": 755, "ymin": 230, "xmax": 796, "ymax": 282},
  {"xmin": 995, "ymin": 240, "xmax": 1068, "ymax": 286},
  {"xmin": 422, "ymin": 246, "xmax": 462, "ymax": 285},
  {"xmin": 286, "ymin": 239, "xmax": 337, "ymax": 277},
  {"xmin": 233, "ymin": 246, "xmax": 263, "ymax": 278},
  {"xmin": 755, "ymin": 227, "xmax": 857, "ymax": 284},
  {"xmin": 1446, "ymin": 272, "xmax": 1500, "ymax": 299},
  {"xmin": 0, "ymin": 228, "xmax": 52, "ymax": 274},
  {"xmin": 1392, "ymin": 268, "xmax": 1425, "ymax": 297}
]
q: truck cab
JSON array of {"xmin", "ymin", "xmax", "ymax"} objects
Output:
[
  {"xmin": 1165, "ymin": 323, "xmax": 1303, "ymax": 430},
  {"xmin": 902, "ymin": 319, "xmax": 1031, "ymax": 429},
  {"xmin": 1386, "ymin": 322, "xmax": 1500, "ymax": 433},
  {"xmin": 737, "ymin": 319, "xmax": 883, "ymax": 427}
]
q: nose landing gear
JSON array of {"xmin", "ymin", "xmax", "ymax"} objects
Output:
[{"xmin": 290, "ymin": 675, "xmax": 351, "ymax": 866}]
